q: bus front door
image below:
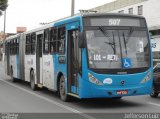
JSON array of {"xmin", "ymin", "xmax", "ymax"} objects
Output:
[
  {"xmin": 67, "ymin": 27, "xmax": 81, "ymax": 95},
  {"xmin": 36, "ymin": 32, "xmax": 43, "ymax": 85}
]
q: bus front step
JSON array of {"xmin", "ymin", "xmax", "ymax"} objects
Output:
[{"xmin": 67, "ymin": 93, "xmax": 80, "ymax": 98}]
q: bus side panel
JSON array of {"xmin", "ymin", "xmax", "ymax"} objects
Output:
[
  {"xmin": 53, "ymin": 54, "xmax": 67, "ymax": 91},
  {"xmin": 4, "ymin": 55, "xmax": 8, "ymax": 75},
  {"xmin": 25, "ymin": 55, "xmax": 36, "ymax": 82},
  {"xmin": 19, "ymin": 34, "xmax": 25, "ymax": 80},
  {"xmin": 42, "ymin": 54, "xmax": 54, "ymax": 89}
]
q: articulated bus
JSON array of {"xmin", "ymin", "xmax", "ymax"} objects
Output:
[{"xmin": 5, "ymin": 13, "xmax": 153, "ymax": 101}]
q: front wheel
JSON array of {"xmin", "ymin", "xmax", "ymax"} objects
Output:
[
  {"xmin": 59, "ymin": 76, "xmax": 71, "ymax": 102},
  {"xmin": 150, "ymin": 85, "xmax": 158, "ymax": 98}
]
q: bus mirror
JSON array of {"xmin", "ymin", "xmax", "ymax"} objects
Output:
[{"xmin": 78, "ymin": 32, "xmax": 85, "ymax": 48}]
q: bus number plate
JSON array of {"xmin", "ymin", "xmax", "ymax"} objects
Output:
[{"xmin": 116, "ymin": 90, "xmax": 128, "ymax": 95}]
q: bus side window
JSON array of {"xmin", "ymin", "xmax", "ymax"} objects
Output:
[
  {"xmin": 12, "ymin": 39, "xmax": 14, "ymax": 55},
  {"xmin": 9, "ymin": 41, "xmax": 12, "ymax": 55},
  {"xmin": 11, "ymin": 40, "xmax": 14, "ymax": 55},
  {"xmin": 16, "ymin": 38, "xmax": 19, "ymax": 54},
  {"xmin": 31, "ymin": 33, "xmax": 36, "ymax": 54},
  {"xmin": 43, "ymin": 29, "xmax": 49, "ymax": 54},
  {"xmin": 57, "ymin": 27, "xmax": 65, "ymax": 54},
  {"xmin": 50, "ymin": 28, "xmax": 57, "ymax": 54},
  {"xmin": 26, "ymin": 34, "xmax": 31, "ymax": 55},
  {"xmin": 14, "ymin": 39, "xmax": 16, "ymax": 54},
  {"xmin": 14, "ymin": 39, "xmax": 16, "ymax": 55},
  {"xmin": 12, "ymin": 40, "xmax": 14, "ymax": 55}
]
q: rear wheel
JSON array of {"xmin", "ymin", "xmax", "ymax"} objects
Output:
[
  {"xmin": 150, "ymin": 85, "xmax": 158, "ymax": 98},
  {"xmin": 59, "ymin": 75, "xmax": 71, "ymax": 102},
  {"xmin": 30, "ymin": 70, "xmax": 37, "ymax": 91}
]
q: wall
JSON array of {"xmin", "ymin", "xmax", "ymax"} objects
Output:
[{"xmin": 107, "ymin": 0, "xmax": 160, "ymax": 29}]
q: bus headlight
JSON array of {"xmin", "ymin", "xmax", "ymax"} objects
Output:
[
  {"xmin": 140, "ymin": 72, "xmax": 151, "ymax": 84},
  {"xmin": 88, "ymin": 73, "xmax": 103, "ymax": 85}
]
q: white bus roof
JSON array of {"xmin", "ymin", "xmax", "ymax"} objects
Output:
[{"xmin": 25, "ymin": 22, "xmax": 54, "ymax": 34}]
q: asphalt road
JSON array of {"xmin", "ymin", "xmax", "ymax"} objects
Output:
[{"xmin": 0, "ymin": 62, "xmax": 160, "ymax": 119}]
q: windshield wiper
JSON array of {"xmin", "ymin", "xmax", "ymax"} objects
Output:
[
  {"xmin": 98, "ymin": 26, "xmax": 115, "ymax": 45},
  {"xmin": 123, "ymin": 32, "xmax": 128, "ymax": 55},
  {"xmin": 122, "ymin": 27, "xmax": 134, "ymax": 56},
  {"xmin": 98, "ymin": 26, "xmax": 116, "ymax": 54}
]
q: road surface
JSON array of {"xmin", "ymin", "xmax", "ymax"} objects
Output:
[{"xmin": 0, "ymin": 62, "xmax": 160, "ymax": 119}]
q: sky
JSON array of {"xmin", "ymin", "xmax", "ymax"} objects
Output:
[{"xmin": 0, "ymin": 0, "xmax": 114, "ymax": 33}]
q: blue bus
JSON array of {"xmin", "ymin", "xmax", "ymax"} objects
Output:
[{"xmin": 5, "ymin": 13, "xmax": 153, "ymax": 101}]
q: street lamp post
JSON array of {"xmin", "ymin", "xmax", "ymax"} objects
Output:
[{"xmin": 71, "ymin": 0, "xmax": 74, "ymax": 16}]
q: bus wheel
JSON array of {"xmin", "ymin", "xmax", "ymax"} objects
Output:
[
  {"xmin": 30, "ymin": 70, "xmax": 37, "ymax": 91},
  {"xmin": 150, "ymin": 85, "xmax": 158, "ymax": 98},
  {"xmin": 59, "ymin": 75, "xmax": 71, "ymax": 102},
  {"xmin": 112, "ymin": 97, "xmax": 122, "ymax": 100},
  {"xmin": 10, "ymin": 67, "xmax": 15, "ymax": 82}
]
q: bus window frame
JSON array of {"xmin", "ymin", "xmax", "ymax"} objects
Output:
[
  {"xmin": 25, "ymin": 34, "xmax": 31, "ymax": 55},
  {"xmin": 43, "ymin": 29, "xmax": 50, "ymax": 54}
]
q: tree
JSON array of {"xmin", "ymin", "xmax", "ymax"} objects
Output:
[{"xmin": 0, "ymin": 0, "xmax": 8, "ymax": 16}]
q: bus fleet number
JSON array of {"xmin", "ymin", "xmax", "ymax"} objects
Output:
[{"xmin": 109, "ymin": 19, "xmax": 121, "ymax": 26}]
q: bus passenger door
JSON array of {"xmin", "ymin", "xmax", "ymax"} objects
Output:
[
  {"xmin": 36, "ymin": 32, "xmax": 43, "ymax": 85},
  {"xmin": 67, "ymin": 22, "xmax": 81, "ymax": 95}
]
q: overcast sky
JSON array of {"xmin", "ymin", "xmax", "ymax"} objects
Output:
[{"xmin": 0, "ymin": 0, "xmax": 114, "ymax": 33}]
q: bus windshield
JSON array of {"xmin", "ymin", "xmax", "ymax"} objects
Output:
[{"xmin": 86, "ymin": 28, "xmax": 150, "ymax": 69}]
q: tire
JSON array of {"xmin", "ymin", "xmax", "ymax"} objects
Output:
[
  {"xmin": 10, "ymin": 67, "xmax": 15, "ymax": 82},
  {"xmin": 30, "ymin": 70, "xmax": 37, "ymax": 91},
  {"xmin": 112, "ymin": 97, "xmax": 122, "ymax": 100},
  {"xmin": 150, "ymin": 85, "xmax": 158, "ymax": 98},
  {"xmin": 59, "ymin": 75, "xmax": 71, "ymax": 102}
]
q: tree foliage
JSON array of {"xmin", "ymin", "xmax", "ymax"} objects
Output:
[{"xmin": 0, "ymin": 0, "xmax": 8, "ymax": 16}]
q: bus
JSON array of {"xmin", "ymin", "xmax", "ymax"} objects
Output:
[{"xmin": 5, "ymin": 13, "xmax": 153, "ymax": 101}]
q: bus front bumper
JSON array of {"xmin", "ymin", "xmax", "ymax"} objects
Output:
[{"xmin": 78, "ymin": 79, "xmax": 152, "ymax": 98}]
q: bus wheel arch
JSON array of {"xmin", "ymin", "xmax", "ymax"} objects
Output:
[{"xmin": 57, "ymin": 72, "xmax": 71, "ymax": 102}]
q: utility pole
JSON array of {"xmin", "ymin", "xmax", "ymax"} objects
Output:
[
  {"xmin": 3, "ymin": 10, "xmax": 6, "ymax": 60},
  {"xmin": 71, "ymin": 0, "xmax": 74, "ymax": 16},
  {"xmin": 4, "ymin": 10, "xmax": 6, "ymax": 35}
]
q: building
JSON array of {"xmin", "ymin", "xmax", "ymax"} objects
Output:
[
  {"xmin": 0, "ymin": 31, "xmax": 16, "ymax": 41},
  {"xmin": 91, "ymin": 0, "xmax": 160, "ymax": 65},
  {"xmin": 16, "ymin": 27, "xmax": 27, "ymax": 33}
]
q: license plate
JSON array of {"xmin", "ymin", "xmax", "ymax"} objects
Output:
[{"xmin": 116, "ymin": 90, "xmax": 128, "ymax": 95}]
